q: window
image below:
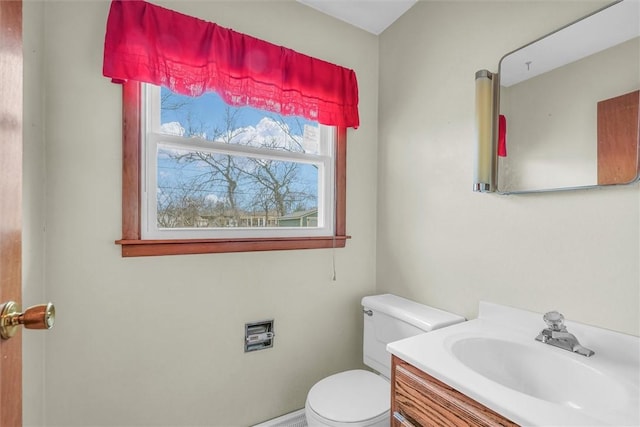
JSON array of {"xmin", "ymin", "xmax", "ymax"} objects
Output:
[
  {"xmin": 144, "ymin": 83, "xmax": 336, "ymax": 240},
  {"xmin": 116, "ymin": 82, "xmax": 349, "ymax": 256}
]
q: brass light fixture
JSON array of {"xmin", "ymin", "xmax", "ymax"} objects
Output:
[{"xmin": 473, "ymin": 69, "xmax": 497, "ymax": 192}]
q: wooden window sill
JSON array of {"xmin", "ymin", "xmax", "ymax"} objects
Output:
[{"xmin": 116, "ymin": 236, "xmax": 350, "ymax": 257}]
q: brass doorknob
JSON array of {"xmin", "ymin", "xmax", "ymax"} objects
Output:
[{"xmin": 0, "ymin": 301, "xmax": 55, "ymax": 340}]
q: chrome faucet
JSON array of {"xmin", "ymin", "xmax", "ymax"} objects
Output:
[{"xmin": 535, "ymin": 311, "xmax": 594, "ymax": 357}]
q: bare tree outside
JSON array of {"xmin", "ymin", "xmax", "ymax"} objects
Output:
[{"xmin": 156, "ymin": 88, "xmax": 319, "ymax": 229}]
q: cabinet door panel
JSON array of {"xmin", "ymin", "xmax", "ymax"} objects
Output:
[{"xmin": 392, "ymin": 356, "xmax": 519, "ymax": 427}]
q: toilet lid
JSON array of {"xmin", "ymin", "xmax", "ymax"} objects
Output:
[{"xmin": 307, "ymin": 370, "xmax": 389, "ymax": 423}]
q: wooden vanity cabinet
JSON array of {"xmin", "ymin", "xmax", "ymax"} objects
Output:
[{"xmin": 391, "ymin": 356, "xmax": 519, "ymax": 427}]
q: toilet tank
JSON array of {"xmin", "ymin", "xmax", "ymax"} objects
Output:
[{"xmin": 361, "ymin": 294, "xmax": 465, "ymax": 379}]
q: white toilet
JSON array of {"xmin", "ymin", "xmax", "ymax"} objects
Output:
[{"xmin": 304, "ymin": 294, "xmax": 465, "ymax": 427}]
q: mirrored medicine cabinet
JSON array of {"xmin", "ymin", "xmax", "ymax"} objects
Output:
[{"xmin": 495, "ymin": 0, "xmax": 640, "ymax": 194}]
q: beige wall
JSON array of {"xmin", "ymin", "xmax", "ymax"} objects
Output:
[
  {"xmin": 23, "ymin": 1, "xmax": 378, "ymax": 425},
  {"xmin": 378, "ymin": 1, "xmax": 639, "ymax": 336},
  {"xmin": 23, "ymin": 1, "xmax": 46, "ymax": 425}
]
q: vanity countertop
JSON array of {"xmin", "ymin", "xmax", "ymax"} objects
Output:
[{"xmin": 387, "ymin": 302, "xmax": 640, "ymax": 426}]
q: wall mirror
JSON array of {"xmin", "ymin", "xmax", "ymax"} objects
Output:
[{"xmin": 497, "ymin": 0, "xmax": 640, "ymax": 194}]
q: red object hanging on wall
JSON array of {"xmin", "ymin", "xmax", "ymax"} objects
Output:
[
  {"xmin": 102, "ymin": 0, "xmax": 360, "ymax": 128},
  {"xmin": 498, "ymin": 114, "xmax": 507, "ymax": 157}
]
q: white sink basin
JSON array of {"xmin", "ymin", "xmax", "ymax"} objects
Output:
[
  {"xmin": 387, "ymin": 302, "xmax": 640, "ymax": 426},
  {"xmin": 450, "ymin": 337, "xmax": 628, "ymax": 412}
]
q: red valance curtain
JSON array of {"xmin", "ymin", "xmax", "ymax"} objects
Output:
[{"xmin": 103, "ymin": 0, "xmax": 359, "ymax": 128}]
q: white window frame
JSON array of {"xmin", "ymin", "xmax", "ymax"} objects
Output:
[{"xmin": 140, "ymin": 84, "xmax": 336, "ymax": 240}]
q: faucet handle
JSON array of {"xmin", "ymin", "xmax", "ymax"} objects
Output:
[{"xmin": 543, "ymin": 311, "xmax": 566, "ymax": 331}]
